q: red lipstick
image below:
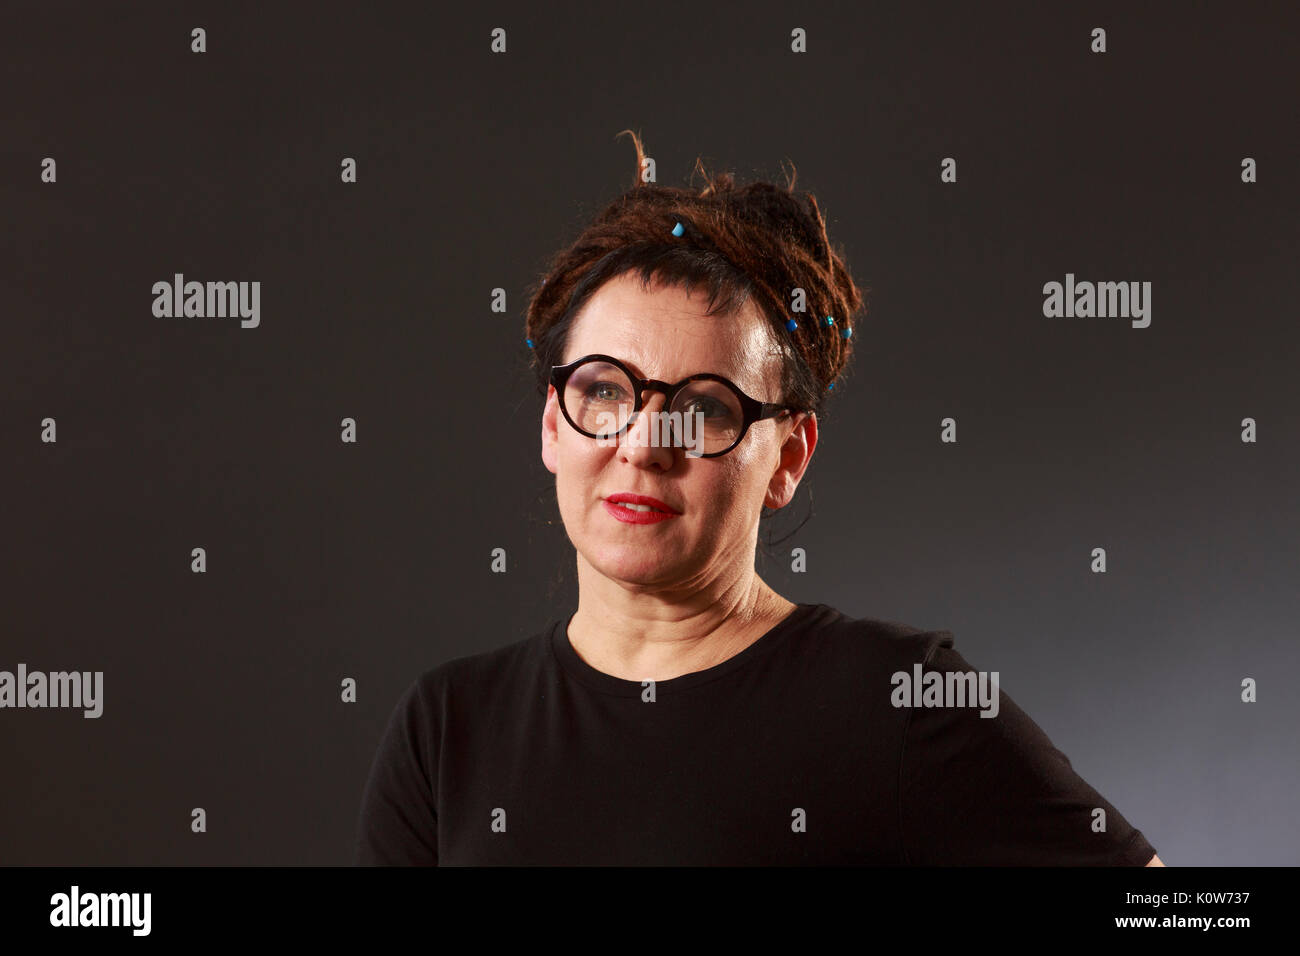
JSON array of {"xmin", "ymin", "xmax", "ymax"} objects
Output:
[{"xmin": 603, "ymin": 493, "xmax": 680, "ymax": 524}]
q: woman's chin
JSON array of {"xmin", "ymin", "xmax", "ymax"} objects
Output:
[{"xmin": 590, "ymin": 551, "xmax": 678, "ymax": 586}]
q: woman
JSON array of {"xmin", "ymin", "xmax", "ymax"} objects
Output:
[{"xmin": 356, "ymin": 131, "xmax": 1163, "ymax": 866}]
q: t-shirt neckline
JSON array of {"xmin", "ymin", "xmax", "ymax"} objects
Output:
[{"xmin": 549, "ymin": 602, "xmax": 826, "ymax": 696}]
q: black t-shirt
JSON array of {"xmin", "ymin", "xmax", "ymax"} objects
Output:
[{"xmin": 355, "ymin": 603, "xmax": 1157, "ymax": 865}]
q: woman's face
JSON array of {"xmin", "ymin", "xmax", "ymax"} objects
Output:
[{"xmin": 541, "ymin": 271, "xmax": 817, "ymax": 592}]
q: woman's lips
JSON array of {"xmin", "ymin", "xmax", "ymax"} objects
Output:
[
  {"xmin": 603, "ymin": 500, "xmax": 678, "ymax": 524},
  {"xmin": 602, "ymin": 494, "xmax": 680, "ymax": 524}
]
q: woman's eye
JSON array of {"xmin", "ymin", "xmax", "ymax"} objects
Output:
[
  {"xmin": 684, "ymin": 397, "xmax": 723, "ymax": 417},
  {"xmin": 589, "ymin": 382, "xmax": 624, "ymax": 402}
]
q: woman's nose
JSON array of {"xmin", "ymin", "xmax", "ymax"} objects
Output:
[{"xmin": 623, "ymin": 389, "xmax": 671, "ymax": 452}]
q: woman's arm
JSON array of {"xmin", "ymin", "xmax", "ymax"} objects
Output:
[{"xmin": 355, "ymin": 678, "xmax": 440, "ymax": 865}]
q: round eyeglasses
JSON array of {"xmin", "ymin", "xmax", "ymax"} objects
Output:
[{"xmin": 550, "ymin": 353, "xmax": 802, "ymax": 458}]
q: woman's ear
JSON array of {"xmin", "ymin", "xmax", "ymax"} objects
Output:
[
  {"xmin": 541, "ymin": 386, "xmax": 560, "ymax": 475},
  {"xmin": 765, "ymin": 412, "xmax": 817, "ymax": 510}
]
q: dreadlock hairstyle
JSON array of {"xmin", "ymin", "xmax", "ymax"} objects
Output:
[{"xmin": 523, "ymin": 129, "xmax": 866, "ymax": 422}]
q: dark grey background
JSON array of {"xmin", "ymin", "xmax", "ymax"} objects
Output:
[{"xmin": 2, "ymin": 0, "xmax": 1297, "ymax": 865}]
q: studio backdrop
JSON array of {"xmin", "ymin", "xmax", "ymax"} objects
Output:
[{"xmin": 2, "ymin": 0, "xmax": 1297, "ymax": 865}]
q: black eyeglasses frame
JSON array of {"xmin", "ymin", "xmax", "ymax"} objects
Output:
[{"xmin": 549, "ymin": 353, "xmax": 803, "ymax": 459}]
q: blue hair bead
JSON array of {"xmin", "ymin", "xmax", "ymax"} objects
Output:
[
  {"xmin": 824, "ymin": 315, "xmax": 835, "ymax": 326},
  {"xmin": 671, "ymin": 222, "xmax": 684, "ymax": 237},
  {"xmin": 842, "ymin": 327, "xmax": 852, "ymax": 339},
  {"xmin": 525, "ymin": 338, "xmax": 534, "ymax": 348},
  {"xmin": 786, "ymin": 318, "xmax": 798, "ymax": 331},
  {"xmin": 827, "ymin": 383, "xmax": 835, "ymax": 390}
]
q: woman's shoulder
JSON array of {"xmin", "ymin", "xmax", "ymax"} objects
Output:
[{"xmin": 801, "ymin": 603, "xmax": 957, "ymax": 665}]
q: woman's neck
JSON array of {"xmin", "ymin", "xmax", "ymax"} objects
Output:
[{"xmin": 565, "ymin": 568, "xmax": 796, "ymax": 682}]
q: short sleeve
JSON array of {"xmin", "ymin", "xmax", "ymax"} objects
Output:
[
  {"xmin": 898, "ymin": 639, "xmax": 1157, "ymax": 866},
  {"xmin": 354, "ymin": 677, "xmax": 440, "ymax": 865}
]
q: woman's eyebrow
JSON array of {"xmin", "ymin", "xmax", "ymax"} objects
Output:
[{"xmin": 603, "ymin": 352, "xmax": 746, "ymax": 385}]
